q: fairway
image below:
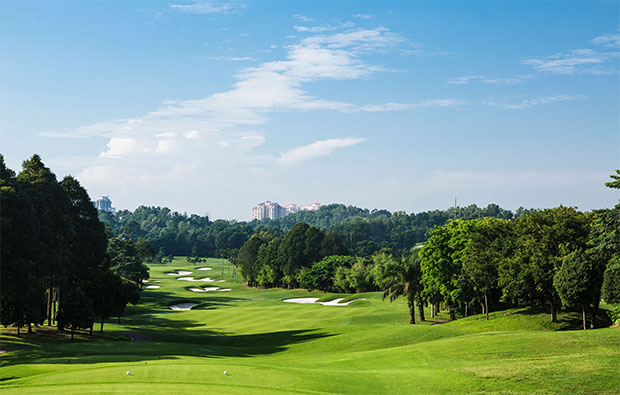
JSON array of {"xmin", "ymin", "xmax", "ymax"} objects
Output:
[{"xmin": 2, "ymin": 258, "xmax": 619, "ymax": 394}]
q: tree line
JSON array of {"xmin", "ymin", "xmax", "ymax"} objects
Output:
[
  {"xmin": 100, "ymin": 202, "xmax": 520, "ymax": 260},
  {"xmin": 1, "ymin": 155, "xmax": 150, "ymax": 338},
  {"xmin": 236, "ymin": 172, "xmax": 620, "ymax": 329}
]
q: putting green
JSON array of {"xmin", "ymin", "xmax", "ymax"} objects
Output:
[{"xmin": 2, "ymin": 258, "xmax": 619, "ymax": 394}]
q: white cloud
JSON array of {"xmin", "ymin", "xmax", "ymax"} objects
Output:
[
  {"xmin": 359, "ymin": 99, "xmax": 466, "ymax": 112},
  {"xmin": 278, "ymin": 137, "xmax": 366, "ymax": 166},
  {"xmin": 447, "ymin": 75, "xmax": 485, "ymax": 85},
  {"xmin": 592, "ymin": 31, "xmax": 620, "ymax": 48},
  {"xmin": 99, "ymin": 138, "xmax": 138, "ymax": 158},
  {"xmin": 293, "ymin": 14, "xmax": 314, "ymax": 22},
  {"xmin": 486, "ymin": 94, "xmax": 586, "ymax": 109},
  {"xmin": 352, "ymin": 14, "xmax": 372, "ymax": 20},
  {"xmin": 170, "ymin": 0, "xmax": 246, "ymax": 14},
  {"xmin": 447, "ymin": 75, "xmax": 528, "ymax": 85},
  {"xmin": 294, "ymin": 22, "xmax": 355, "ymax": 33}
]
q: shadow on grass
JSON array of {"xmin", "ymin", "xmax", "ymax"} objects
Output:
[
  {"xmin": 0, "ymin": 328, "xmax": 333, "ymax": 366},
  {"xmin": 512, "ymin": 307, "xmax": 612, "ymax": 330}
]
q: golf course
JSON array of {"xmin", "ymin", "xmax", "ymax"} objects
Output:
[{"xmin": 1, "ymin": 258, "xmax": 619, "ymax": 394}]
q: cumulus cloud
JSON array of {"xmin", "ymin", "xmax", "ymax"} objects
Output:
[{"xmin": 278, "ymin": 137, "xmax": 367, "ymax": 166}]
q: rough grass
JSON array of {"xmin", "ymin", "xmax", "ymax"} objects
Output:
[{"xmin": 1, "ymin": 257, "xmax": 619, "ymax": 394}]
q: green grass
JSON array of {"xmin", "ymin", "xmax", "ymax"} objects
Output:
[{"xmin": 2, "ymin": 257, "xmax": 619, "ymax": 394}]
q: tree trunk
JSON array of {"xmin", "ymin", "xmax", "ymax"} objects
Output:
[
  {"xmin": 100, "ymin": 319, "xmax": 104, "ymax": 333},
  {"xmin": 582, "ymin": 305, "xmax": 587, "ymax": 330},
  {"xmin": 47, "ymin": 278, "xmax": 53, "ymax": 326},
  {"xmin": 408, "ymin": 293, "xmax": 416, "ymax": 324},
  {"xmin": 550, "ymin": 300, "xmax": 557, "ymax": 323},
  {"xmin": 449, "ymin": 305, "xmax": 455, "ymax": 321},
  {"xmin": 464, "ymin": 303, "xmax": 468, "ymax": 317},
  {"xmin": 89, "ymin": 324, "xmax": 93, "ymax": 336},
  {"xmin": 117, "ymin": 316, "xmax": 121, "ymax": 324},
  {"xmin": 17, "ymin": 324, "xmax": 20, "ymax": 337},
  {"xmin": 71, "ymin": 327, "xmax": 75, "ymax": 341},
  {"xmin": 417, "ymin": 295, "xmax": 425, "ymax": 322},
  {"xmin": 589, "ymin": 300, "xmax": 599, "ymax": 329},
  {"xmin": 485, "ymin": 292, "xmax": 489, "ymax": 321},
  {"xmin": 28, "ymin": 322, "xmax": 32, "ymax": 334}
]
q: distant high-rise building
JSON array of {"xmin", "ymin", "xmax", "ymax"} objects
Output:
[
  {"xmin": 252, "ymin": 201, "xmax": 321, "ymax": 220},
  {"xmin": 93, "ymin": 196, "xmax": 115, "ymax": 212}
]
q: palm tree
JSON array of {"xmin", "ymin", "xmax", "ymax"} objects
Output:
[{"xmin": 379, "ymin": 250, "xmax": 424, "ymax": 324}]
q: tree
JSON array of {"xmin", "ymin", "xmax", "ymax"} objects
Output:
[
  {"xmin": 57, "ymin": 286, "xmax": 95, "ymax": 340},
  {"xmin": 463, "ymin": 218, "xmax": 508, "ymax": 320},
  {"xmin": 237, "ymin": 235, "xmax": 267, "ymax": 286},
  {"xmin": 299, "ymin": 255, "xmax": 356, "ymax": 292},
  {"xmin": 107, "ymin": 237, "xmax": 149, "ymax": 287},
  {"xmin": 17, "ymin": 155, "xmax": 73, "ymax": 327},
  {"xmin": 420, "ymin": 220, "xmax": 474, "ymax": 319},
  {"xmin": 0, "ymin": 156, "xmax": 46, "ymax": 335},
  {"xmin": 505, "ymin": 207, "xmax": 589, "ymax": 322},
  {"xmin": 378, "ymin": 251, "xmax": 424, "ymax": 324},
  {"xmin": 554, "ymin": 250, "xmax": 594, "ymax": 330}
]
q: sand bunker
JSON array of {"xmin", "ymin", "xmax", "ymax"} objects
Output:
[
  {"xmin": 197, "ymin": 267, "xmax": 212, "ymax": 271},
  {"xmin": 145, "ymin": 285, "xmax": 160, "ymax": 289},
  {"xmin": 177, "ymin": 277, "xmax": 215, "ymax": 282},
  {"xmin": 165, "ymin": 270, "xmax": 193, "ymax": 276},
  {"xmin": 319, "ymin": 298, "xmax": 366, "ymax": 306},
  {"xmin": 216, "ymin": 280, "xmax": 225, "ymax": 283},
  {"xmin": 169, "ymin": 303, "xmax": 197, "ymax": 311},
  {"xmin": 217, "ymin": 288, "xmax": 232, "ymax": 292},
  {"xmin": 189, "ymin": 287, "xmax": 224, "ymax": 292},
  {"xmin": 283, "ymin": 297, "xmax": 366, "ymax": 306},
  {"xmin": 283, "ymin": 298, "xmax": 320, "ymax": 304}
]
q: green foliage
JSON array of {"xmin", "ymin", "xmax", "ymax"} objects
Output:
[
  {"xmin": 602, "ymin": 257, "xmax": 620, "ymax": 304},
  {"xmin": 107, "ymin": 237, "xmax": 150, "ymax": 286},
  {"xmin": 299, "ymin": 255, "xmax": 356, "ymax": 292}
]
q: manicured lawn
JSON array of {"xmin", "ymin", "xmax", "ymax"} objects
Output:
[{"xmin": 2, "ymin": 258, "xmax": 619, "ymax": 394}]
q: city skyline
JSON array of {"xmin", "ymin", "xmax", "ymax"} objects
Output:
[{"xmin": 2, "ymin": 1, "xmax": 618, "ymax": 220}]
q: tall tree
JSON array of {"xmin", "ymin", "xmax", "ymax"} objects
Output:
[
  {"xmin": 378, "ymin": 251, "xmax": 424, "ymax": 324},
  {"xmin": 554, "ymin": 250, "xmax": 595, "ymax": 330},
  {"xmin": 0, "ymin": 156, "xmax": 46, "ymax": 335},
  {"xmin": 506, "ymin": 207, "xmax": 589, "ymax": 322},
  {"xmin": 463, "ymin": 218, "xmax": 508, "ymax": 320},
  {"xmin": 17, "ymin": 155, "xmax": 73, "ymax": 326}
]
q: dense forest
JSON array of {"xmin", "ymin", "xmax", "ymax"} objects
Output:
[
  {"xmin": 1, "ymin": 155, "xmax": 150, "ymax": 337},
  {"xmin": 99, "ymin": 202, "xmax": 521, "ymax": 258}
]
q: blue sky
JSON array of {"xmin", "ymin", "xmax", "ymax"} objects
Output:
[{"xmin": 1, "ymin": 1, "xmax": 618, "ymax": 220}]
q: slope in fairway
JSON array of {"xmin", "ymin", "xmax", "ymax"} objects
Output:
[{"xmin": 2, "ymin": 258, "xmax": 619, "ymax": 394}]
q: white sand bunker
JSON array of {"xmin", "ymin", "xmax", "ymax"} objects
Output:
[
  {"xmin": 145, "ymin": 285, "xmax": 160, "ymax": 289},
  {"xmin": 319, "ymin": 298, "xmax": 366, "ymax": 306},
  {"xmin": 189, "ymin": 287, "xmax": 220, "ymax": 292},
  {"xmin": 177, "ymin": 277, "xmax": 215, "ymax": 282},
  {"xmin": 169, "ymin": 303, "xmax": 197, "ymax": 311},
  {"xmin": 283, "ymin": 298, "xmax": 319, "ymax": 304},
  {"xmin": 197, "ymin": 267, "xmax": 212, "ymax": 271},
  {"xmin": 189, "ymin": 287, "xmax": 229, "ymax": 292},
  {"xmin": 165, "ymin": 270, "xmax": 193, "ymax": 276},
  {"xmin": 216, "ymin": 280, "xmax": 225, "ymax": 283},
  {"xmin": 283, "ymin": 297, "xmax": 366, "ymax": 306}
]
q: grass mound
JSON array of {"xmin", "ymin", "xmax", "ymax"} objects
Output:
[{"xmin": 443, "ymin": 307, "xmax": 613, "ymax": 332}]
